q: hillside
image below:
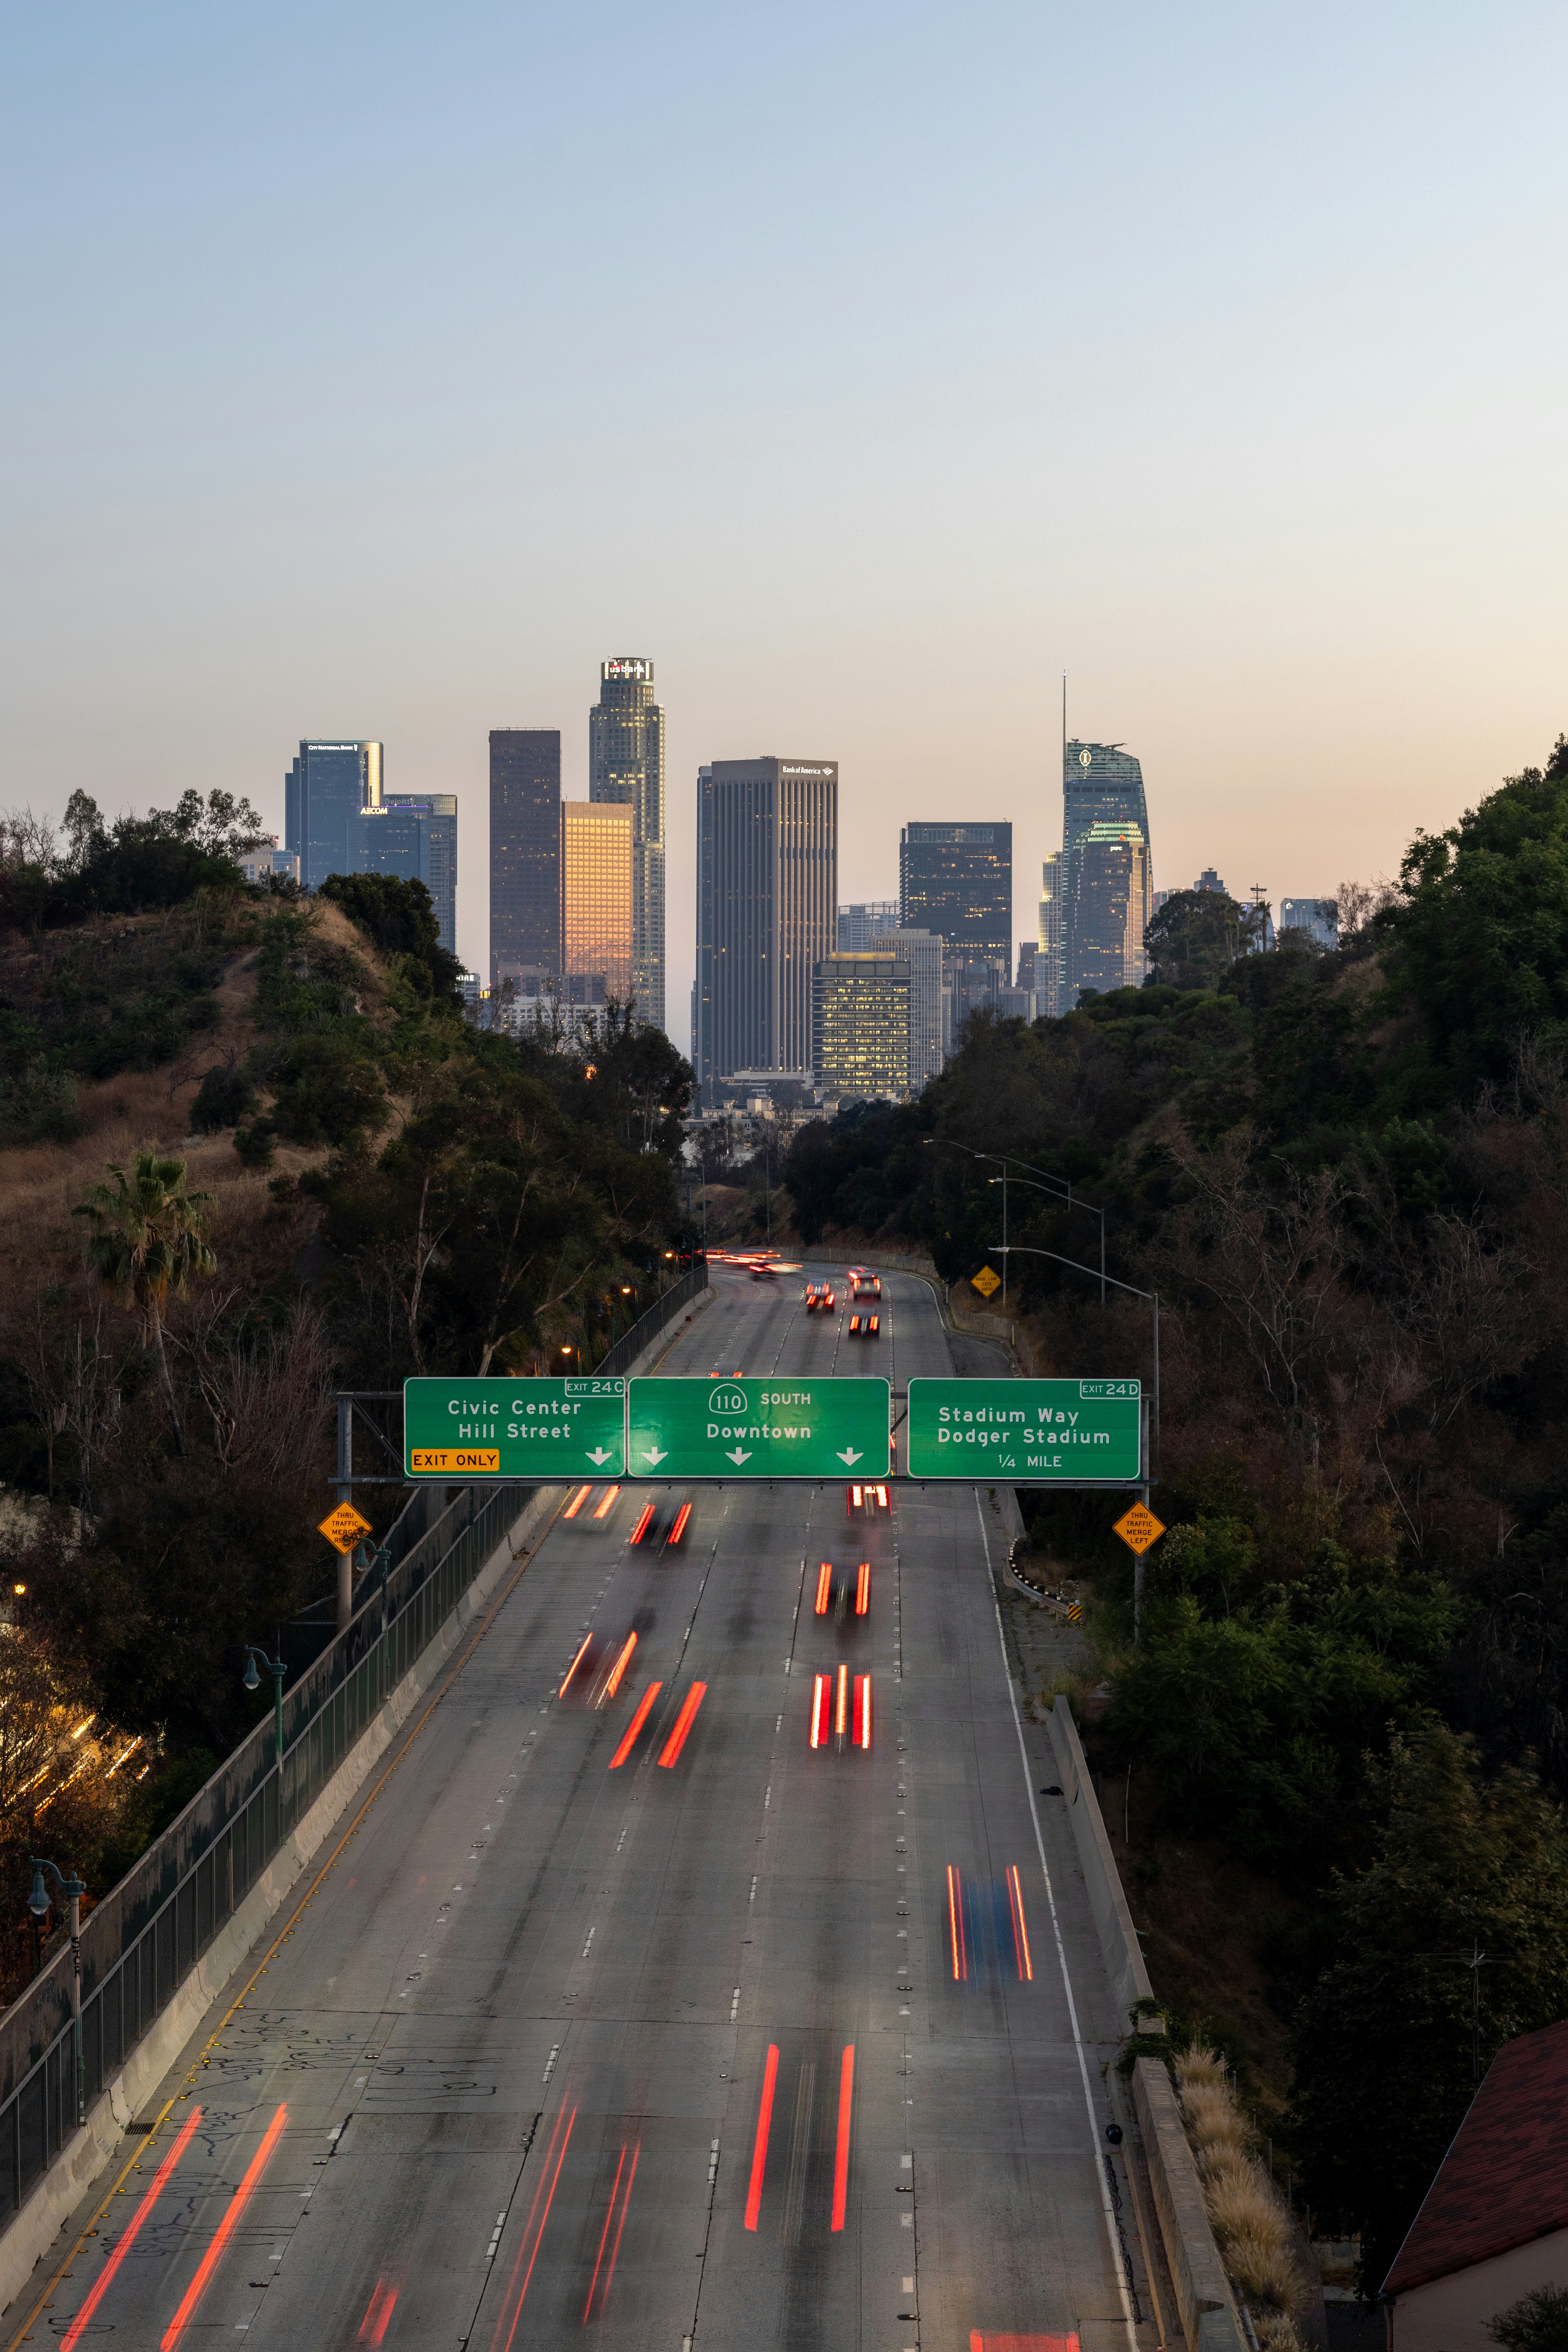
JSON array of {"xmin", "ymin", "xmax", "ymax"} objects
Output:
[
  {"xmin": 784, "ymin": 735, "xmax": 1568, "ymax": 2294},
  {"xmin": 0, "ymin": 825, "xmax": 695, "ymax": 2007}
]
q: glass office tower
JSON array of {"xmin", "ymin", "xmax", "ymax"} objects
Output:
[
  {"xmin": 870, "ymin": 926, "xmax": 944, "ymax": 1089},
  {"xmin": 490, "ymin": 729, "xmax": 561, "ymax": 982},
  {"xmin": 898, "ymin": 824, "xmax": 1012, "ymax": 969},
  {"xmin": 836, "ymin": 899, "xmax": 900, "ymax": 953},
  {"xmin": 695, "ymin": 757, "xmax": 837, "ymax": 1086},
  {"xmin": 812, "ymin": 953, "xmax": 911, "ymax": 1098},
  {"xmin": 590, "ymin": 659, "xmax": 665, "ymax": 1030},
  {"xmin": 1069, "ymin": 821, "xmax": 1149, "ymax": 997},
  {"xmin": 285, "ymin": 740, "xmax": 382, "ymax": 890},
  {"xmin": 346, "ymin": 793, "xmax": 458, "ymax": 951},
  {"xmin": 560, "ymin": 801, "xmax": 633, "ymax": 1002},
  {"xmin": 1061, "ymin": 742, "xmax": 1152, "ymax": 1008}
]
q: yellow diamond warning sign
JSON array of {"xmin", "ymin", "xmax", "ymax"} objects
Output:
[
  {"xmin": 970, "ymin": 1264, "xmax": 1002, "ymax": 1299},
  {"xmin": 1112, "ymin": 1501, "xmax": 1166, "ymax": 1555},
  {"xmin": 318, "ymin": 1501, "xmax": 372, "ymax": 1554}
]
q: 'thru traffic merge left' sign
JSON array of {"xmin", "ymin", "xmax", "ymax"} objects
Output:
[{"xmin": 403, "ymin": 1377, "xmax": 627, "ymax": 1480}]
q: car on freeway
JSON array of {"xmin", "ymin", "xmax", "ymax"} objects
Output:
[
  {"xmin": 847, "ymin": 1481, "xmax": 891, "ymax": 1517},
  {"xmin": 848, "ymin": 1268, "xmax": 882, "ymax": 1298},
  {"xmin": 847, "ymin": 1310, "xmax": 880, "ymax": 1337},
  {"xmin": 804, "ymin": 1280, "xmax": 836, "ymax": 1311}
]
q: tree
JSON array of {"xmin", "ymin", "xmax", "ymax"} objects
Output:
[
  {"xmin": 1491, "ymin": 2286, "xmax": 1568, "ymax": 2352},
  {"xmin": 1380, "ymin": 734, "xmax": 1568, "ymax": 1086},
  {"xmin": 74, "ymin": 1152, "xmax": 216, "ymax": 1453},
  {"xmin": 318, "ymin": 871, "xmax": 463, "ymax": 1002},
  {"xmin": 1292, "ymin": 1720, "xmax": 1568, "ymax": 2295},
  {"xmin": 1145, "ymin": 888, "xmax": 1267, "ymax": 990}
]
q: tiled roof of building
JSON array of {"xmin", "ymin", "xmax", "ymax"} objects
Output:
[{"xmin": 1385, "ymin": 2019, "xmax": 1568, "ymax": 2294}]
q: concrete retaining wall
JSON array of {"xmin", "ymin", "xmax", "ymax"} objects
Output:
[
  {"xmin": 1047, "ymin": 1697, "xmax": 1246, "ymax": 2352},
  {"xmin": 0, "ymin": 1482, "xmax": 561, "ymax": 2323}
]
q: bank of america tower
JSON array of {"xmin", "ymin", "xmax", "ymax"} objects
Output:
[{"xmin": 590, "ymin": 658, "xmax": 666, "ymax": 1030}]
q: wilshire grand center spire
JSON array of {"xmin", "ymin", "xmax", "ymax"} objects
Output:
[
  {"xmin": 590, "ymin": 658, "xmax": 666, "ymax": 1031},
  {"xmin": 1060, "ymin": 739, "xmax": 1153, "ymax": 1009}
]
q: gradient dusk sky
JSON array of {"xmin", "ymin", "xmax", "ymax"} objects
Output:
[{"xmin": 4, "ymin": 1, "xmax": 1564, "ymax": 1042}]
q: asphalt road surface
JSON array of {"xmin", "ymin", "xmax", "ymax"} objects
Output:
[{"xmin": 15, "ymin": 1267, "xmax": 1155, "ymax": 2352}]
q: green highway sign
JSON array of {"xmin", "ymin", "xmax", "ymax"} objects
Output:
[
  {"xmin": 906, "ymin": 1377, "xmax": 1142, "ymax": 1481},
  {"xmin": 626, "ymin": 1376, "xmax": 890, "ymax": 1480},
  {"xmin": 403, "ymin": 1376, "xmax": 626, "ymax": 1480}
]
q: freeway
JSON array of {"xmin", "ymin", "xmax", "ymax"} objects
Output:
[{"xmin": 12, "ymin": 1267, "xmax": 1157, "ymax": 2352}]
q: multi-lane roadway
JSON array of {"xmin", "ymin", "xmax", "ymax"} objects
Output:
[{"xmin": 12, "ymin": 1267, "xmax": 1157, "ymax": 2352}]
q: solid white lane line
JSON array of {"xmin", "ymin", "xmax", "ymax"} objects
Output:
[{"xmin": 975, "ymin": 1487, "xmax": 1140, "ymax": 2352}]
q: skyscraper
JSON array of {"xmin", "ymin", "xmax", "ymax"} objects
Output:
[
  {"xmin": 1062, "ymin": 742, "xmax": 1153, "ymax": 1008},
  {"xmin": 813, "ymin": 953, "xmax": 910, "ymax": 1098},
  {"xmin": 560, "ymin": 802, "xmax": 633, "ymax": 1001},
  {"xmin": 590, "ymin": 659, "xmax": 665, "ymax": 1029},
  {"xmin": 285, "ymin": 740, "xmax": 382, "ymax": 890},
  {"xmin": 836, "ymin": 899, "xmax": 900, "ymax": 953},
  {"xmin": 1069, "ymin": 821, "xmax": 1149, "ymax": 997},
  {"xmin": 872, "ymin": 926, "xmax": 944, "ymax": 1089},
  {"xmin": 1037, "ymin": 851, "xmax": 1064, "ymax": 1017},
  {"xmin": 694, "ymin": 757, "xmax": 837, "ymax": 1087},
  {"xmin": 490, "ymin": 729, "xmax": 561, "ymax": 982},
  {"xmin": 347, "ymin": 791, "xmax": 459, "ymax": 950},
  {"xmin": 898, "ymin": 824, "xmax": 1012, "ymax": 969}
]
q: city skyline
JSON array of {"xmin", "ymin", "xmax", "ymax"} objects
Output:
[{"xmin": 9, "ymin": 11, "xmax": 1562, "ymax": 1058}]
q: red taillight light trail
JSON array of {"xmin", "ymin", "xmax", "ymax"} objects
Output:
[
  {"xmin": 608, "ymin": 1681, "xmax": 662, "ymax": 1768},
  {"xmin": 849, "ymin": 1485, "xmax": 862, "ymax": 1513},
  {"xmin": 358, "ymin": 2280, "xmax": 398, "ymax": 2345},
  {"xmin": 601, "ymin": 1631, "xmax": 637, "ymax": 1703},
  {"xmin": 1007, "ymin": 1864, "xmax": 1034, "ymax": 1981},
  {"xmin": 563, "ymin": 1484, "xmax": 592, "ymax": 1520},
  {"xmin": 628, "ymin": 1504, "xmax": 655, "ymax": 1545},
  {"xmin": 830, "ymin": 2044, "xmax": 855, "ymax": 2231},
  {"xmin": 853, "ymin": 1673, "xmax": 872, "ymax": 1749},
  {"xmin": 744, "ymin": 2044, "xmax": 780, "ymax": 2230},
  {"xmin": 491, "ymin": 2104, "xmax": 576, "ymax": 2352},
  {"xmin": 814, "ymin": 1562, "xmax": 832, "ymax": 1615},
  {"xmin": 834, "ymin": 1662, "xmax": 849, "ymax": 1742},
  {"xmin": 855, "ymin": 1561, "xmax": 869, "ymax": 1615},
  {"xmin": 809, "ymin": 1674, "xmax": 830, "ymax": 1749},
  {"xmin": 559, "ymin": 1634, "xmax": 593, "ymax": 1699},
  {"xmin": 668, "ymin": 1503, "xmax": 692, "ymax": 1545},
  {"xmin": 160, "ymin": 2102, "xmax": 288, "ymax": 2350},
  {"xmin": 583, "ymin": 2140, "xmax": 640, "ymax": 2321},
  {"xmin": 947, "ymin": 1864, "xmax": 968, "ymax": 1981},
  {"xmin": 592, "ymin": 1485, "xmax": 620, "ymax": 1521},
  {"xmin": 876, "ymin": 1486, "xmax": 888, "ymax": 1509},
  {"xmin": 61, "ymin": 2103, "xmax": 204, "ymax": 2352},
  {"xmin": 656, "ymin": 1681, "xmax": 707, "ymax": 1767}
]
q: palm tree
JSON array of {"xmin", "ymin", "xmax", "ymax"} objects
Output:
[{"xmin": 74, "ymin": 1151, "xmax": 216, "ymax": 1453}]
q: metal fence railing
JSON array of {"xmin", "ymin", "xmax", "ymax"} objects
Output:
[
  {"xmin": 0, "ymin": 1478, "xmax": 524, "ymax": 2227},
  {"xmin": 0, "ymin": 1261, "xmax": 708, "ymax": 2233},
  {"xmin": 594, "ymin": 1261, "xmax": 706, "ymax": 1377}
]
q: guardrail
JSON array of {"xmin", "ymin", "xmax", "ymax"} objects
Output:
[
  {"xmin": 0, "ymin": 1478, "xmax": 523, "ymax": 2229},
  {"xmin": 593, "ymin": 1261, "xmax": 707, "ymax": 1377},
  {"xmin": 1047, "ymin": 1696, "xmax": 1247, "ymax": 2352}
]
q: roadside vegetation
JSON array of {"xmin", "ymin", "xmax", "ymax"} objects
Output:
[
  {"xmin": 0, "ymin": 793, "xmax": 693, "ymax": 2003},
  {"xmin": 786, "ymin": 734, "xmax": 1568, "ymax": 2293}
]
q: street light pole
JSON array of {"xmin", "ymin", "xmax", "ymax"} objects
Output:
[
  {"xmin": 29, "ymin": 1857, "xmax": 87, "ymax": 2125},
  {"xmin": 926, "ymin": 1137, "xmax": 1107, "ymax": 1304},
  {"xmin": 988, "ymin": 1175, "xmax": 1106, "ymax": 1304},
  {"xmin": 990, "ymin": 1241, "xmax": 1160, "ymax": 1630},
  {"xmin": 243, "ymin": 1646, "xmax": 287, "ymax": 1769}
]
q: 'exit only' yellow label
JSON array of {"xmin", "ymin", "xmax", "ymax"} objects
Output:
[{"xmin": 410, "ymin": 1448, "xmax": 502, "ymax": 1474}]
